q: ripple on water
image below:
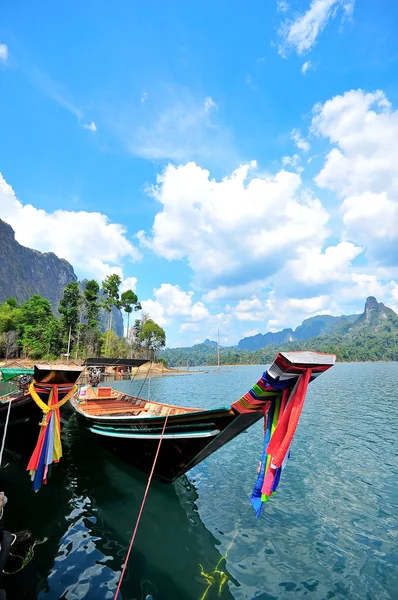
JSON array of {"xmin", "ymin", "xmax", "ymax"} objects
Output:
[{"xmin": 1, "ymin": 363, "xmax": 397, "ymax": 600}]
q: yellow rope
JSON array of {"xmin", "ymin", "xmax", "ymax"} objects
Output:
[
  {"xmin": 4, "ymin": 537, "xmax": 48, "ymax": 575},
  {"xmin": 29, "ymin": 383, "xmax": 77, "ymax": 414},
  {"xmin": 198, "ymin": 521, "xmax": 240, "ymax": 600}
]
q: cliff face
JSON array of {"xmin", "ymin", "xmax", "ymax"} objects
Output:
[
  {"xmin": 0, "ymin": 219, "xmax": 77, "ymax": 310},
  {"xmin": 353, "ymin": 296, "xmax": 397, "ymax": 328}
]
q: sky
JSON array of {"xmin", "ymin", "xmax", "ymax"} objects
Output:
[{"xmin": 1, "ymin": 0, "xmax": 398, "ymax": 347}]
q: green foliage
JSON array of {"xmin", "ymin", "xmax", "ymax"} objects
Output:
[
  {"xmin": 0, "ymin": 282, "xmax": 160, "ymax": 361},
  {"xmin": 139, "ymin": 319, "xmax": 166, "ymax": 359},
  {"xmin": 102, "ymin": 274, "xmax": 122, "ymax": 314},
  {"xmin": 161, "ymin": 312, "xmax": 398, "ymax": 366},
  {"xmin": 101, "ymin": 274, "xmax": 122, "ymax": 355},
  {"xmin": 0, "ymin": 299, "xmax": 20, "ymax": 334},
  {"xmin": 59, "ymin": 282, "xmax": 82, "ymax": 336},
  {"xmin": 121, "ymin": 289, "xmax": 141, "ymax": 341},
  {"xmin": 120, "ymin": 289, "xmax": 141, "ymax": 315},
  {"xmin": 83, "ymin": 279, "xmax": 100, "ymax": 326},
  {"xmin": 17, "ymin": 295, "xmax": 61, "ymax": 359}
]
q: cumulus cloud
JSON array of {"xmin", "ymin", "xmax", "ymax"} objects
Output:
[
  {"xmin": 312, "ymin": 89, "xmax": 398, "ymax": 265},
  {"xmin": 140, "ymin": 161, "xmax": 329, "ymax": 289},
  {"xmin": 288, "ymin": 241, "xmax": 363, "ymax": 284},
  {"xmin": 0, "ymin": 44, "xmax": 8, "ymax": 62},
  {"xmin": 0, "ymin": 172, "xmax": 141, "ymax": 283},
  {"xmin": 278, "ymin": 0, "xmax": 355, "ymax": 56},
  {"xmin": 140, "ymin": 283, "xmax": 210, "ymax": 329},
  {"xmin": 263, "ymin": 290, "xmax": 342, "ymax": 331}
]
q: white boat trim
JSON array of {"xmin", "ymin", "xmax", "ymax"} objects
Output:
[{"xmin": 88, "ymin": 428, "xmax": 221, "ymax": 440}]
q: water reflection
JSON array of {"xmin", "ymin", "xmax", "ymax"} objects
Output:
[{"xmin": 1, "ymin": 416, "xmax": 236, "ymax": 600}]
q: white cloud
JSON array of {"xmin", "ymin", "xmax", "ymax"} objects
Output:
[
  {"xmin": 292, "ymin": 129, "xmax": 310, "ymax": 152},
  {"xmin": 235, "ymin": 297, "xmax": 262, "ymax": 312},
  {"xmin": 202, "ymin": 280, "xmax": 268, "ymax": 303},
  {"xmin": 203, "ymin": 96, "xmax": 218, "ymax": 112},
  {"xmin": 0, "ymin": 44, "xmax": 8, "ymax": 62},
  {"xmin": 312, "ymin": 89, "xmax": 398, "ymax": 265},
  {"xmin": 141, "ymin": 92, "xmax": 148, "ymax": 103},
  {"xmin": 117, "ymin": 90, "xmax": 234, "ymax": 164},
  {"xmin": 232, "ymin": 296, "xmax": 266, "ymax": 322},
  {"xmin": 82, "ymin": 121, "xmax": 97, "ymax": 132},
  {"xmin": 0, "ymin": 172, "xmax": 141, "ymax": 283},
  {"xmin": 242, "ymin": 328, "xmax": 261, "ymax": 338},
  {"xmin": 263, "ymin": 290, "xmax": 342, "ymax": 332},
  {"xmin": 288, "ymin": 241, "xmax": 363, "ymax": 284},
  {"xmin": 301, "ymin": 60, "xmax": 313, "ymax": 74},
  {"xmin": 282, "ymin": 154, "xmax": 302, "ymax": 171},
  {"xmin": 140, "ymin": 298, "xmax": 167, "ymax": 326},
  {"xmin": 141, "ymin": 284, "xmax": 210, "ymax": 330},
  {"xmin": 141, "ymin": 161, "xmax": 329, "ymax": 288},
  {"xmin": 279, "ymin": 0, "xmax": 355, "ymax": 56},
  {"xmin": 277, "ymin": 0, "xmax": 290, "ymax": 12},
  {"xmin": 120, "ymin": 277, "xmax": 138, "ymax": 293}
]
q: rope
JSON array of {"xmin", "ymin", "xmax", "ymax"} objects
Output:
[
  {"xmin": 114, "ymin": 414, "xmax": 168, "ymax": 600},
  {"xmin": 4, "ymin": 537, "xmax": 48, "ymax": 575},
  {"xmin": 0, "ymin": 398, "xmax": 13, "ymax": 468},
  {"xmin": 29, "ymin": 383, "xmax": 77, "ymax": 414},
  {"xmin": 130, "ymin": 362, "xmax": 153, "ymax": 405}
]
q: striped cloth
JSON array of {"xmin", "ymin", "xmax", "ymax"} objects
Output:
[{"xmin": 232, "ymin": 351, "xmax": 335, "ymax": 516}]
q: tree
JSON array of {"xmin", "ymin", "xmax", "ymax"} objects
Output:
[
  {"xmin": 84, "ymin": 279, "xmax": 100, "ymax": 327},
  {"xmin": 101, "ymin": 274, "xmax": 122, "ymax": 355},
  {"xmin": 0, "ymin": 299, "xmax": 20, "ymax": 334},
  {"xmin": 139, "ymin": 319, "xmax": 166, "ymax": 359},
  {"xmin": 17, "ymin": 295, "xmax": 59, "ymax": 358},
  {"xmin": 121, "ymin": 289, "xmax": 141, "ymax": 340},
  {"xmin": 1, "ymin": 331, "xmax": 17, "ymax": 359},
  {"xmin": 102, "ymin": 274, "xmax": 122, "ymax": 330},
  {"xmin": 59, "ymin": 282, "xmax": 82, "ymax": 354}
]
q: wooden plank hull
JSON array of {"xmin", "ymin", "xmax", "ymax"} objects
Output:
[{"xmin": 73, "ymin": 405, "xmax": 262, "ymax": 482}]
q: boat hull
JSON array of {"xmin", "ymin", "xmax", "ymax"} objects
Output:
[
  {"xmin": 0, "ymin": 394, "xmax": 43, "ymax": 455},
  {"xmin": 73, "ymin": 405, "xmax": 262, "ymax": 482}
]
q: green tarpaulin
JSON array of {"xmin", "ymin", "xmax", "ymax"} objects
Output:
[{"xmin": 0, "ymin": 368, "xmax": 34, "ymax": 382}]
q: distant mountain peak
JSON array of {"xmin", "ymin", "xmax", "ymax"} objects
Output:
[
  {"xmin": 202, "ymin": 338, "xmax": 218, "ymax": 347},
  {"xmin": 357, "ymin": 296, "xmax": 396, "ymax": 326}
]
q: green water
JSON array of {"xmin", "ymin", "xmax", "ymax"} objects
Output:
[{"xmin": 1, "ymin": 363, "xmax": 397, "ymax": 599}]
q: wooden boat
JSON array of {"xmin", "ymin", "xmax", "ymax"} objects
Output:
[
  {"xmin": 0, "ymin": 368, "xmax": 35, "ymax": 440},
  {"xmin": 70, "ymin": 352, "xmax": 335, "ymax": 485},
  {"xmin": 0, "ymin": 365, "xmax": 82, "ymax": 459}
]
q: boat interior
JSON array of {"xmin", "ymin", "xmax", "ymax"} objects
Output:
[{"xmin": 75, "ymin": 385, "xmax": 201, "ymax": 418}]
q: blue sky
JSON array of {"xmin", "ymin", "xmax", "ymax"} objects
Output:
[{"xmin": 1, "ymin": 0, "xmax": 398, "ymax": 347}]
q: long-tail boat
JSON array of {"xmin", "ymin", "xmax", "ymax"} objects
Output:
[
  {"xmin": 0, "ymin": 367, "xmax": 34, "ymax": 436},
  {"xmin": 70, "ymin": 352, "xmax": 335, "ymax": 513}
]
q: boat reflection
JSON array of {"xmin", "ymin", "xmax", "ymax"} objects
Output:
[{"xmin": 1, "ymin": 416, "xmax": 236, "ymax": 600}]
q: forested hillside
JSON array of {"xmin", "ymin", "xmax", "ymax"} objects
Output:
[{"xmin": 162, "ymin": 297, "xmax": 398, "ymax": 366}]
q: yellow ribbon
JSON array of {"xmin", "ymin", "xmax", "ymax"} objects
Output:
[{"xmin": 29, "ymin": 383, "xmax": 77, "ymax": 415}]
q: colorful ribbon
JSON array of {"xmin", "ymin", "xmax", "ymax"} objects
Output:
[{"xmin": 27, "ymin": 383, "xmax": 76, "ymax": 491}]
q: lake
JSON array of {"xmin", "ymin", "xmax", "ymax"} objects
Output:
[{"xmin": 1, "ymin": 362, "xmax": 397, "ymax": 599}]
